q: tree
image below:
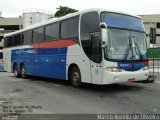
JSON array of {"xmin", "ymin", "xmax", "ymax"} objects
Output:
[{"xmin": 54, "ymin": 6, "xmax": 78, "ymax": 17}]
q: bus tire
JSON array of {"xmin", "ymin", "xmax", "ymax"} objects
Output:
[
  {"xmin": 21, "ymin": 64, "xmax": 27, "ymax": 79},
  {"xmin": 13, "ymin": 64, "xmax": 20, "ymax": 78},
  {"xmin": 70, "ymin": 66, "xmax": 82, "ymax": 88}
]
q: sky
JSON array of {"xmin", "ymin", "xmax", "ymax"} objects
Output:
[{"xmin": 0, "ymin": 0, "xmax": 160, "ymax": 17}]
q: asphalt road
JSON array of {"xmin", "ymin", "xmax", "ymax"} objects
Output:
[{"xmin": 0, "ymin": 72, "xmax": 160, "ymax": 120}]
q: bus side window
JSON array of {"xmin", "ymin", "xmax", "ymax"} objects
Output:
[
  {"xmin": 23, "ymin": 30, "xmax": 32, "ymax": 45},
  {"xmin": 61, "ymin": 16, "xmax": 79, "ymax": 42},
  {"xmin": 14, "ymin": 33, "xmax": 22, "ymax": 46},
  {"xmin": 61, "ymin": 20, "xmax": 69, "ymax": 39},
  {"xmin": 0, "ymin": 52, "xmax": 2, "ymax": 59},
  {"xmin": 45, "ymin": 22, "xmax": 60, "ymax": 41},
  {"xmin": 7, "ymin": 36, "xmax": 14, "ymax": 47},
  {"xmin": 4, "ymin": 37, "xmax": 7, "ymax": 48},
  {"xmin": 68, "ymin": 16, "xmax": 79, "ymax": 41},
  {"xmin": 33, "ymin": 27, "xmax": 44, "ymax": 44},
  {"xmin": 80, "ymin": 12, "xmax": 101, "ymax": 62}
]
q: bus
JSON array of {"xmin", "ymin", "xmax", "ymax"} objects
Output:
[
  {"xmin": 3, "ymin": 9, "xmax": 149, "ymax": 87},
  {"xmin": 0, "ymin": 48, "xmax": 4, "ymax": 71}
]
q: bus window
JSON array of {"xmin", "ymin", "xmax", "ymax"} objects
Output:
[
  {"xmin": 80, "ymin": 12, "xmax": 100, "ymax": 60},
  {"xmin": 22, "ymin": 30, "xmax": 32, "ymax": 45},
  {"xmin": 61, "ymin": 16, "xmax": 79, "ymax": 41},
  {"xmin": 7, "ymin": 36, "xmax": 14, "ymax": 47},
  {"xmin": 61, "ymin": 20, "xmax": 68, "ymax": 39},
  {"xmin": 14, "ymin": 33, "xmax": 22, "ymax": 46},
  {"xmin": 0, "ymin": 52, "xmax": 3, "ymax": 59},
  {"xmin": 45, "ymin": 22, "xmax": 60, "ymax": 41},
  {"xmin": 4, "ymin": 37, "xmax": 7, "ymax": 48},
  {"xmin": 33, "ymin": 27, "xmax": 44, "ymax": 43},
  {"xmin": 68, "ymin": 16, "xmax": 79, "ymax": 40}
]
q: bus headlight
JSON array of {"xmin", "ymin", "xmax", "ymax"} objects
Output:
[
  {"xmin": 107, "ymin": 67, "xmax": 122, "ymax": 72},
  {"xmin": 142, "ymin": 65, "xmax": 149, "ymax": 70}
]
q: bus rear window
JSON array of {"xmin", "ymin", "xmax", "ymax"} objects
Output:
[{"xmin": 0, "ymin": 53, "xmax": 3, "ymax": 59}]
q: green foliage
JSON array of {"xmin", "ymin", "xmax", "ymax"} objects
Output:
[{"xmin": 54, "ymin": 6, "xmax": 78, "ymax": 17}]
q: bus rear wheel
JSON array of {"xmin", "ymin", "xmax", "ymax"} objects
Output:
[
  {"xmin": 70, "ymin": 66, "xmax": 82, "ymax": 88},
  {"xmin": 13, "ymin": 64, "xmax": 20, "ymax": 78},
  {"xmin": 21, "ymin": 64, "xmax": 27, "ymax": 79}
]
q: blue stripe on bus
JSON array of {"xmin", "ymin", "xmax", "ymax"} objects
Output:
[
  {"xmin": 0, "ymin": 65, "xmax": 4, "ymax": 71},
  {"xmin": 0, "ymin": 59, "xmax": 4, "ymax": 71},
  {"xmin": 11, "ymin": 47, "xmax": 68, "ymax": 80},
  {"xmin": 118, "ymin": 62, "xmax": 146, "ymax": 71}
]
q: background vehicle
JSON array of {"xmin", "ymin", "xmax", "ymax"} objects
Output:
[
  {"xmin": 0, "ymin": 48, "xmax": 4, "ymax": 71},
  {"xmin": 3, "ymin": 9, "xmax": 149, "ymax": 87}
]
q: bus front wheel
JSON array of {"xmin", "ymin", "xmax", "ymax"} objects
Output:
[
  {"xmin": 13, "ymin": 64, "xmax": 20, "ymax": 78},
  {"xmin": 21, "ymin": 64, "xmax": 27, "ymax": 79},
  {"xmin": 70, "ymin": 66, "xmax": 82, "ymax": 88}
]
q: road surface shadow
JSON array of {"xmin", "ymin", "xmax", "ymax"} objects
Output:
[
  {"xmin": 9, "ymin": 74, "xmax": 143, "ymax": 93},
  {"xmin": 82, "ymin": 83, "xmax": 143, "ymax": 94},
  {"xmin": 27, "ymin": 75, "xmax": 143, "ymax": 94},
  {"xmin": 29, "ymin": 75, "xmax": 71, "ymax": 86}
]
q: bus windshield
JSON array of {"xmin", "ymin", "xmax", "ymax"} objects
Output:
[{"xmin": 101, "ymin": 12, "xmax": 147, "ymax": 61}]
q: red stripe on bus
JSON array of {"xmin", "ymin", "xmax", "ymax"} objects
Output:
[
  {"xmin": 32, "ymin": 40, "xmax": 77, "ymax": 48},
  {"xmin": 140, "ymin": 61, "xmax": 149, "ymax": 65}
]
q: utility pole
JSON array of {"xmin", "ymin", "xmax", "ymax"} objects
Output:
[{"xmin": 150, "ymin": 27, "xmax": 156, "ymax": 75}]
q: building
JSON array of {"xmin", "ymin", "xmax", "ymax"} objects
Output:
[
  {"xmin": 0, "ymin": 9, "xmax": 53, "ymax": 48},
  {"xmin": 22, "ymin": 9, "xmax": 53, "ymax": 28},
  {"xmin": 140, "ymin": 15, "xmax": 160, "ymax": 47},
  {"xmin": 0, "ymin": 17, "xmax": 23, "ymax": 47}
]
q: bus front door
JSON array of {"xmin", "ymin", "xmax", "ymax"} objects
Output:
[{"xmin": 90, "ymin": 33, "xmax": 103, "ymax": 84}]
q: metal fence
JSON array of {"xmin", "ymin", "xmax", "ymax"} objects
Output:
[
  {"xmin": 149, "ymin": 58, "xmax": 160, "ymax": 81},
  {"xmin": 148, "ymin": 48, "xmax": 160, "ymax": 81}
]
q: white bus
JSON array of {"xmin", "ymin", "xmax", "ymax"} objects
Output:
[{"xmin": 3, "ymin": 9, "xmax": 149, "ymax": 87}]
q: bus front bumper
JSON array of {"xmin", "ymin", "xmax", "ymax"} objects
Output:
[{"xmin": 102, "ymin": 70, "xmax": 149, "ymax": 84}]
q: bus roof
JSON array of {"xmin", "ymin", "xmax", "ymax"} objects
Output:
[{"xmin": 4, "ymin": 8, "xmax": 141, "ymax": 37}]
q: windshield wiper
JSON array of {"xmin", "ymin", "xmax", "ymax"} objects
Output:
[
  {"xmin": 123, "ymin": 37, "xmax": 132, "ymax": 60},
  {"xmin": 123, "ymin": 36, "xmax": 143, "ymax": 60},
  {"xmin": 133, "ymin": 38, "xmax": 143, "ymax": 60}
]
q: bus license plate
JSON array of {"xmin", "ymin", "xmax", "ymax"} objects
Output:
[{"xmin": 128, "ymin": 78, "xmax": 135, "ymax": 82}]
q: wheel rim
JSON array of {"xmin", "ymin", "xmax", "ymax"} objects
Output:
[
  {"xmin": 73, "ymin": 72, "xmax": 79, "ymax": 83},
  {"xmin": 14, "ymin": 69, "xmax": 18, "ymax": 76},
  {"xmin": 21, "ymin": 67, "xmax": 25, "ymax": 78},
  {"xmin": 14, "ymin": 65, "xmax": 18, "ymax": 77}
]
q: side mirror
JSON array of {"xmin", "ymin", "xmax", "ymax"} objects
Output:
[{"xmin": 100, "ymin": 22, "xmax": 108, "ymax": 47}]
